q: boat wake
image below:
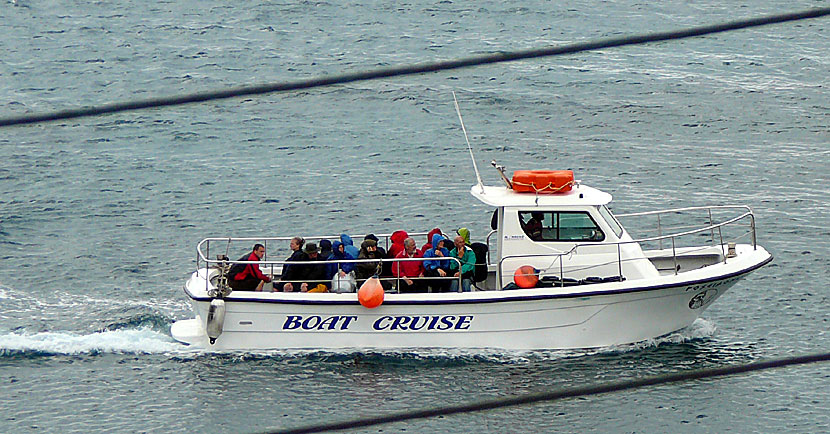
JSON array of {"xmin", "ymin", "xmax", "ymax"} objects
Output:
[
  {"xmin": 0, "ymin": 327, "xmax": 189, "ymax": 357},
  {"xmin": 0, "ymin": 280, "xmax": 194, "ymax": 358},
  {"xmin": 608, "ymin": 317, "xmax": 718, "ymax": 353}
]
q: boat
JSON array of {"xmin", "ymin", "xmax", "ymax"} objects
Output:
[{"xmin": 171, "ymin": 167, "xmax": 772, "ymax": 350}]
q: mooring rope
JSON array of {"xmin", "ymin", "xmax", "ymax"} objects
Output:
[{"xmin": 1, "ymin": 7, "xmax": 828, "ymax": 127}]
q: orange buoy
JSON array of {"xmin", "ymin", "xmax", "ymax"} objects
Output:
[
  {"xmin": 512, "ymin": 170, "xmax": 574, "ymax": 194},
  {"xmin": 514, "ymin": 266, "xmax": 539, "ymax": 288},
  {"xmin": 358, "ymin": 276, "xmax": 385, "ymax": 308}
]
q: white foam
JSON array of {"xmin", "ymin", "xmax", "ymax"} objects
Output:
[
  {"xmin": 0, "ymin": 328, "xmax": 189, "ymax": 355},
  {"xmin": 614, "ymin": 318, "xmax": 717, "ymax": 352},
  {"xmin": 0, "ymin": 280, "xmax": 14, "ymax": 300},
  {"xmin": 684, "ymin": 317, "xmax": 718, "ymax": 339}
]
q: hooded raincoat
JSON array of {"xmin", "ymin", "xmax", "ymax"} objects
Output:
[
  {"xmin": 388, "ymin": 230, "xmax": 409, "ymax": 259},
  {"xmin": 422, "ymin": 233, "xmax": 450, "ymax": 271},
  {"xmin": 340, "ymin": 234, "xmax": 360, "ymax": 260},
  {"xmin": 328, "ymin": 240, "xmax": 356, "ymax": 278}
]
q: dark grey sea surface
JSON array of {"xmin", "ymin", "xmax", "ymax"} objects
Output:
[{"xmin": 1, "ymin": 0, "xmax": 828, "ymax": 432}]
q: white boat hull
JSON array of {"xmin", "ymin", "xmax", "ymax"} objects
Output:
[{"xmin": 171, "ymin": 245, "xmax": 771, "ymax": 351}]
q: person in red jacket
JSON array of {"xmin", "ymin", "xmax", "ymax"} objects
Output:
[
  {"xmin": 227, "ymin": 244, "xmax": 272, "ymax": 291},
  {"xmin": 393, "ymin": 237, "xmax": 425, "ymax": 293},
  {"xmin": 387, "ymin": 230, "xmax": 409, "ymax": 259},
  {"xmin": 420, "ymin": 227, "xmax": 442, "ymax": 252}
]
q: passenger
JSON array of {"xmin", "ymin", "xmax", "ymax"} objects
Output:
[
  {"xmin": 387, "ymin": 230, "xmax": 409, "ymax": 259},
  {"xmin": 448, "ymin": 235, "xmax": 476, "ymax": 292},
  {"xmin": 355, "ymin": 239, "xmax": 391, "ymax": 291},
  {"xmin": 365, "ymin": 234, "xmax": 390, "ymax": 276},
  {"xmin": 364, "ymin": 234, "xmax": 388, "ymax": 260},
  {"xmin": 319, "ymin": 239, "xmax": 333, "ymax": 260},
  {"xmin": 340, "ymin": 234, "xmax": 360, "ymax": 261},
  {"xmin": 456, "ymin": 227, "xmax": 472, "ymax": 246},
  {"xmin": 279, "ymin": 236, "xmax": 308, "ymax": 292},
  {"xmin": 421, "ymin": 227, "xmax": 443, "ymax": 252},
  {"xmin": 227, "ymin": 243, "xmax": 272, "ymax": 291},
  {"xmin": 525, "ymin": 212, "xmax": 544, "ymax": 241},
  {"xmin": 422, "ymin": 233, "xmax": 451, "ymax": 292},
  {"xmin": 287, "ymin": 236, "xmax": 305, "ymax": 260},
  {"xmin": 295, "ymin": 243, "xmax": 330, "ymax": 293},
  {"xmin": 393, "ymin": 237, "xmax": 424, "ymax": 293},
  {"xmin": 328, "ymin": 240, "xmax": 356, "ymax": 278}
]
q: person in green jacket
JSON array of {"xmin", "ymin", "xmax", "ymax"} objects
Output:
[
  {"xmin": 449, "ymin": 235, "xmax": 476, "ymax": 292},
  {"xmin": 456, "ymin": 227, "xmax": 472, "ymax": 246}
]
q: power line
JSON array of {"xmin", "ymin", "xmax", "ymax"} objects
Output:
[
  {"xmin": 259, "ymin": 351, "xmax": 830, "ymax": 434},
  {"xmin": 1, "ymin": 7, "xmax": 828, "ymax": 128}
]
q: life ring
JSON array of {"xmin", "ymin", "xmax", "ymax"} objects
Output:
[{"xmin": 512, "ymin": 170, "xmax": 574, "ymax": 194}]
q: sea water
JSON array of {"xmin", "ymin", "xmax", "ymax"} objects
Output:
[{"xmin": 1, "ymin": 0, "xmax": 828, "ymax": 432}]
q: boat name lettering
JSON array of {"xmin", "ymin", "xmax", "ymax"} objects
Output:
[
  {"xmin": 684, "ymin": 277, "xmax": 736, "ymax": 293},
  {"xmin": 283, "ymin": 315, "xmax": 358, "ymax": 330},
  {"xmin": 504, "ymin": 235, "xmax": 524, "ymax": 240},
  {"xmin": 373, "ymin": 315, "xmax": 474, "ymax": 331}
]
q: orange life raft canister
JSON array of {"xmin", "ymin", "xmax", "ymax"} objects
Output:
[{"xmin": 511, "ymin": 170, "xmax": 574, "ymax": 194}]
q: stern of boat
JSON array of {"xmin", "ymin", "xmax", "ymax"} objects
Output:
[
  {"xmin": 171, "ymin": 268, "xmax": 215, "ymax": 346},
  {"xmin": 171, "ymin": 318, "xmax": 207, "ymax": 346}
]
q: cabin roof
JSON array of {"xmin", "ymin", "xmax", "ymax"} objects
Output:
[{"xmin": 470, "ymin": 183, "xmax": 612, "ymax": 207}]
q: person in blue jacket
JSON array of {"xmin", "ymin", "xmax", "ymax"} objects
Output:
[
  {"xmin": 328, "ymin": 240, "xmax": 356, "ymax": 279},
  {"xmin": 422, "ymin": 233, "xmax": 451, "ymax": 292},
  {"xmin": 340, "ymin": 234, "xmax": 360, "ymax": 260}
]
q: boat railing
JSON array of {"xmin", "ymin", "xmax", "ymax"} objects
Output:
[
  {"xmin": 498, "ymin": 206, "xmax": 757, "ymax": 287},
  {"xmin": 197, "ymin": 254, "xmax": 464, "ymax": 294},
  {"xmin": 616, "ymin": 205, "xmax": 756, "ymax": 250},
  {"xmin": 195, "ymin": 231, "xmax": 433, "ymax": 269},
  {"xmin": 485, "ymin": 229, "xmax": 497, "ymax": 264}
]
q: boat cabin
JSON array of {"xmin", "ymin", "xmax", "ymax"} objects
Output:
[{"xmin": 472, "ymin": 179, "xmax": 659, "ymax": 288}]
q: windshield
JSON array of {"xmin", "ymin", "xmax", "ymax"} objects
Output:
[
  {"xmin": 598, "ymin": 205, "xmax": 624, "ymax": 238},
  {"xmin": 518, "ymin": 211, "xmax": 605, "ymax": 242}
]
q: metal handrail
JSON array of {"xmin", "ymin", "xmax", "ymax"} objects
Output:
[
  {"xmin": 202, "ymin": 255, "xmax": 464, "ymax": 294},
  {"xmin": 196, "ymin": 231, "xmax": 432, "ymax": 267},
  {"xmin": 615, "ymin": 204, "xmax": 753, "ymax": 218},
  {"xmin": 617, "ymin": 205, "xmax": 754, "ymax": 248},
  {"xmin": 627, "ymin": 211, "xmax": 755, "ymax": 245},
  {"xmin": 497, "ymin": 207, "xmax": 757, "ymax": 287},
  {"xmin": 485, "ymin": 229, "xmax": 497, "ymax": 264},
  {"xmin": 634, "ymin": 222, "xmax": 752, "ymax": 233}
]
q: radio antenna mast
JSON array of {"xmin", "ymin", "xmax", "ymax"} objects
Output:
[{"xmin": 452, "ymin": 91, "xmax": 484, "ymax": 192}]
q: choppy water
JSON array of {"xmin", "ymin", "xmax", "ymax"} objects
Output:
[{"xmin": 1, "ymin": 0, "xmax": 828, "ymax": 432}]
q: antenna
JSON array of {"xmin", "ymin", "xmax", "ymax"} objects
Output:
[{"xmin": 452, "ymin": 91, "xmax": 484, "ymax": 192}]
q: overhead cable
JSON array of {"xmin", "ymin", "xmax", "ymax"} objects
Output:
[
  {"xmin": 258, "ymin": 351, "xmax": 830, "ymax": 434},
  {"xmin": 1, "ymin": 7, "xmax": 829, "ymax": 127}
]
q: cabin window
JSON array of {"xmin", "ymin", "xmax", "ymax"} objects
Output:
[
  {"xmin": 598, "ymin": 205, "xmax": 624, "ymax": 238},
  {"xmin": 518, "ymin": 211, "xmax": 605, "ymax": 242}
]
